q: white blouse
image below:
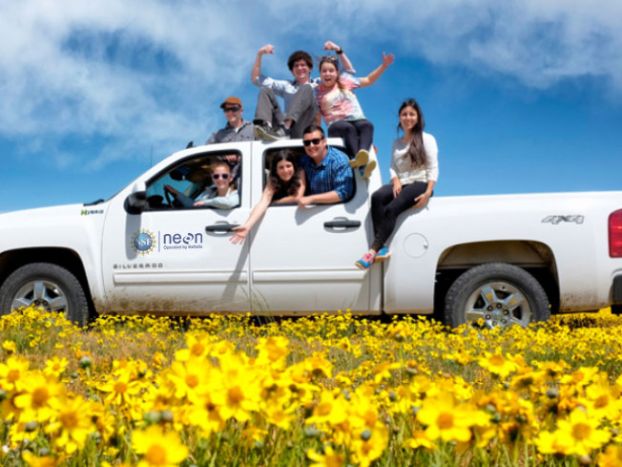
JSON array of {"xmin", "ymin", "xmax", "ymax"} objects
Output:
[{"xmin": 389, "ymin": 132, "xmax": 439, "ymax": 185}]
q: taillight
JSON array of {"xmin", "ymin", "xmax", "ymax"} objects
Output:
[{"xmin": 610, "ymin": 209, "xmax": 622, "ymax": 257}]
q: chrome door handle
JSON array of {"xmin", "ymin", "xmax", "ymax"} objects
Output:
[
  {"xmin": 324, "ymin": 219, "xmax": 361, "ymax": 229},
  {"xmin": 205, "ymin": 223, "xmax": 239, "ymax": 233}
]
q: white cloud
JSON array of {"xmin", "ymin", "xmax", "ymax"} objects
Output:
[
  {"xmin": 0, "ymin": 0, "xmax": 620, "ymax": 169},
  {"xmin": 0, "ymin": 0, "xmax": 262, "ymax": 168}
]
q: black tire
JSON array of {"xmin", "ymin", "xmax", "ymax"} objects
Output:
[
  {"xmin": 612, "ymin": 305, "xmax": 622, "ymax": 315},
  {"xmin": 444, "ymin": 262, "xmax": 550, "ymax": 328},
  {"xmin": 0, "ymin": 262, "xmax": 90, "ymax": 326}
]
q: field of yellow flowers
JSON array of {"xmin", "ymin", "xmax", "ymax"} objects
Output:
[{"xmin": 2, "ymin": 307, "xmax": 622, "ymax": 466}]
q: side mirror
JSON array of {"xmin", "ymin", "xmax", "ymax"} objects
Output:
[{"xmin": 124, "ymin": 182, "xmax": 147, "ymax": 215}]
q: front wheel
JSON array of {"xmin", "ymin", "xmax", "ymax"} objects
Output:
[
  {"xmin": 444, "ymin": 263, "xmax": 550, "ymax": 328},
  {"xmin": 0, "ymin": 263, "xmax": 90, "ymax": 326}
]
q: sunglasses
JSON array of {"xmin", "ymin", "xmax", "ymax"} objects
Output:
[
  {"xmin": 320, "ymin": 55, "xmax": 338, "ymax": 64},
  {"xmin": 212, "ymin": 173, "xmax": 230, "ymax": 180},
  {"xmin": 223, "ymin": 106, "xmax": 241, "ymax": 112},
  {"xmin": 303, "ymin": 138, "xmax": 323, "ymax": 147}
]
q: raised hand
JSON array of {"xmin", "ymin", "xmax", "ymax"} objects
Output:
[
  {"xmin": 258, "ymin": 44, "xmax": 274, "ymax": 55},
  {"xmin": 382, "ymin": 52, "xmax": 395, "ymax": 67},
  {"xmin": 323, "ymin": 41, "xmax": 341, "ymax": 52}
]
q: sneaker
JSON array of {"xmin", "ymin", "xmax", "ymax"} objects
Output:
[
  {"xmin": 363, "ymin": 159, "xmax": 377, "ymax": 180},
  {"xmin": 255, "ymin": 124, "xmax": 289, "ymax": 142},
  {"xmin": 355, "ymin": 251, "xmax": 376, "ymax": 270},
  {"xmin": 374, "ymin": 246, "xmax": 391, "ymax": 262},
  {"xmin": 349, "ymin": 149, "xmax": 369, "ymax": 168}
]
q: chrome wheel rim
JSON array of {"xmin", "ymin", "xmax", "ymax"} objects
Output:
[
  {"xmin": 12, "ymin": 280, "xmax": 69, "ymax": 312},
  {"xmin": 464, "ymin": 281, "xmax": 531, "ymax": 328}
]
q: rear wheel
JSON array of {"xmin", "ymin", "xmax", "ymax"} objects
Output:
[
  {"xmin": 444, "ymin": 263, "xmax": 550, "ymax": 328},
  {"xmin": 0, "ymin": 263, "xmax": 90, "ymax": 326},
  {"xmin": 612, "ymin": 305, "xmax": 622, "ymax": 315}
]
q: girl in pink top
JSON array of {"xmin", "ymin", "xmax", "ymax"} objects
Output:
[{"xmin": 315, "ymin": 52, "xmax": 394, "ymax": 175}]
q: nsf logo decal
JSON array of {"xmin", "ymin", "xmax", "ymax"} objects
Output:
[{"xmin": 131, "ymin": 230, "xmax": 157, "ymax": 255}]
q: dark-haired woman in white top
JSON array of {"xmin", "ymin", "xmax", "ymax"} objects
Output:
[{"xmin": 356, "ymin": 98, "xmax": 439, "ymax": 269}]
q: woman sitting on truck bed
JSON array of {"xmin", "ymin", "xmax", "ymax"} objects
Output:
[
  {"xmin": 355, "ymin": 98, "xmax": 439, "ymax": 270},
  {"xmin": 230, "ymin": 150, "xmax": 306, "ymax": 244}
]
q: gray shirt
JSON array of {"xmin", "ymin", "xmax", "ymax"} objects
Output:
[
  {"xmin": 206, "ymin": 120, "xmax": 254, "ymax": 144},
  {"xmin": 254, "ymin": 74, "xmax": 319, "ymax": 110}
]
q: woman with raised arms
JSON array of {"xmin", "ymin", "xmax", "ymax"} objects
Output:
[{"xmin": 315, "ymin": 51, "xmax": 394, "ymax": 177}]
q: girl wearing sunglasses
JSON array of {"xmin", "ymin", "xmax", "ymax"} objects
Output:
[
  {"xmin": 315, "ymin": 51, "xmax": 394, "ymax": 177},
  {"xmin": 230, "ymin": 150, "xmax": 306, "ymax": 244},
  {"xmin": 193, "ymin": 162, "xmax": 239, "ymax": 209}
]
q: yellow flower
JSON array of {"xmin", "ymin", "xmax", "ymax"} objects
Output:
[
  {"xmin": 2, "ymin": 340, "xmax": 17, "ymax": 353},
  {"xmin": 560, "ymin": 366, "xmax": 600, "ymax": 387},
  {"xmin": 307, "ymin": 446, "xmax": 345, "ymax": 467},
  {"xmin": 13, "ymin": 371, "xmax": 63, "ymax": 423},
  {"xmin": 46, "ymin": 395, "xmax": 95, "ymax": 454},
  {"xmin": 98, "ymin": 369, "xmax": 143, "ymax": 407},
  {"xmin": 351, "ymin": 422, "xmax": 389, "ymax": 467},
  {"xmin": 554, "ymin": 408, "xmax": 610, "ymax": 456},
  {"xmin": 22, "ymin": 450, "xmax": 57, "ymax": 467},
  {"xmin": 263, "ymin": 402, "xmax": 295, "ymax": 431},
  {"xmin": 534, "ymin": 430, "xmax": 563, "ymax": 455},
  {"xmin": 306, "ymin": 390, "xmax": 349, "ymax": 428},
  {"xmin": 132, "ymin": 425, "xmax": 188, "ymax": 467},
  {"xmin": 166, "ymin": 359, "xmax": 208, "ymax": 400},
  {"xmin": 304, "ymin": 352, "xmax": 333, "ymax": 379},
  {"xmin": 43, "ymin": 356, "xmax": 69, "ymax": 379},
  {"xmin": 255, "ymin": 335, "xmax": 290, "ymax": 369},
  {"xmin": 212, "ymin": 352, "xmax": 261, "ymax": 423},
  {"xmin": 186, "ymin": 389, "xmax": 225, "ymax": 436},
  {"xmin": 406, "ymin": 430, "xmax": 436, "ymax": 450},
  {"xmin": 598, "ymin": 444, "xmax": 622, "ymax": 467},
  {"xmin": 478, "ymin": 351, "xmax": 519, "ymax": 379},
  {"xmin": 0, "ymin": 355, "xmax": 30, "ymax": 392},
  {"xmin": 417, "ymin": 393, "xmax": 490, "ymax": 443},
  {"xmin": 174, "ymin": 332, "xmax": 212, "ymax": 362},
  {"xmin": 578, "ymin": 379, "xmax": 622, "ymax": 421}
]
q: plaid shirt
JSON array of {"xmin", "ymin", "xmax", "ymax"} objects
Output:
[{"xmin": 299, "ymin": 146, "xmax": 353, "ymax": 201}]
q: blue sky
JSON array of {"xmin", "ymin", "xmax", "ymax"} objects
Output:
[{"xmin": 1, "ymin": 0, "xmax": 621, "ymax": 212}]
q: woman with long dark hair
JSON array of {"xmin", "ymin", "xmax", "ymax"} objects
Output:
[
  {"xmin": 355, "ymin": 98, "xmax": 439, "ymax": 269},
  {"xmin": 230, "ymin": 150, "xmax": 306, "ymax": 244}
]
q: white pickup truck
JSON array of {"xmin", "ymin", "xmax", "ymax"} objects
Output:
[{"xmin": 1, "ymin": 139, "xmax": 621, "ymax": 327}]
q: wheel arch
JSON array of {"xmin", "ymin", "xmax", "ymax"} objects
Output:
[
  {"xmin": 433, "ymin": 240, "xmax": 560, "ymax": 319},
  {"xmin": 0, "ymin": 248, "xmax": 95, "ymax": 313}
]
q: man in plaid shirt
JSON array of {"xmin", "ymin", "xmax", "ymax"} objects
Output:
[{"xmin": 297, "ymin": 125, "xmax": 353, "ymax": 206}]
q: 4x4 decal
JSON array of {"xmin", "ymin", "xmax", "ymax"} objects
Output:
[{"xmin": 542, "ymin": 215, "xmax": 584, "ymax": 225}]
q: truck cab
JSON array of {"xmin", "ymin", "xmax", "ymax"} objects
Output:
[{"xmin": 103, "ymin": 138, "xmax": 381, "ymax": 316}]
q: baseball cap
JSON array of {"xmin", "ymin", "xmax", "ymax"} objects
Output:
[{"xmin": 220, "ymin": 96, "xmax": 242, "ymax": 109}]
